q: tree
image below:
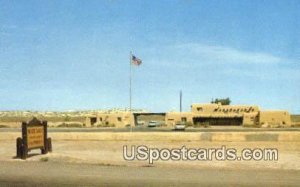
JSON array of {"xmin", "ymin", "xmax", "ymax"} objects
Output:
[{"xmin": 211, "ymin": 97, "xmax": 231, "ymax": 105}]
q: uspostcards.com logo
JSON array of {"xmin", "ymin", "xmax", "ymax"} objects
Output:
[{"xmin": 123, "ymin": 145, "xmax": 278, "ymax": 164}]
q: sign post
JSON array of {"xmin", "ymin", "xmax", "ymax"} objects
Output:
[{"xmin": 16, "ymin": 117, "xmax": 52, "ymax": 159}]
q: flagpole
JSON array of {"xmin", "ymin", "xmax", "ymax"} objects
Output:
[
  {"xmin": 129, "ymin": 51, "xmax": 132, "ymax": 112},
  {"xmin": 129, "ymin": 51, "xmax": 133, "ymax": 130}
]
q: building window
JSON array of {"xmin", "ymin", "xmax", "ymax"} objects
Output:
[
  {"xmin": 197, "ymin": 107, "xmax": 203, "ymax": 112},
  {"xmin": 181, "ymin": 117, "xmax": 187, "ymax": 122},
  {"xmin": 99, "ymin": 117, "xmax": 102, "ymax": 121},
  {"xmin": 117, "ymin": 117, "xmax": 122, "ymax": 122}
]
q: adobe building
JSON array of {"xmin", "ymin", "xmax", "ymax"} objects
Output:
[
  {"xmin": 85, "ymin": 103, "xmax": 291, "ymax": 128},
  {"xmin": 85, "ymin": 112, "xmax": 134, "ymax": 127},
  {"xmin": 166, "ymin": 103, "xmax": 291, "ymax": 127},
  {"xmin": 85, "ymin": 112, "xmax": 166, "ymax": 127}
]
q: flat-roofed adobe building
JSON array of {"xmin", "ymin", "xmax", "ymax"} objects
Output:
[
  {"xmin": 85, "ymin": 103, "xmax": 291, "ymax": 128},
  {"xmin": 85, "ymin": 112, "xmax": 166, "ymax": 127},
  {"xmin": 191, "ymin": 103, "xmax": 259, "ymax": 126},
  {"xmin": 166, "ymin": 103, "xmax": 291, "ymax": 127},
  {"xmin": 85, "ymin": 112, "xmax": 133, "ymax": 127}
]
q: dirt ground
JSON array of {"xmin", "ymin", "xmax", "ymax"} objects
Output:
[
  {"xmin": 0, "ymin": 161, "xmax": 299, "ymax": 187},
  {"xmin": 0, "ymin": 131, "xmax": 299, "ymax": 186},
  {"xmin": 0, "ymin": 132, "xmax": 300, "ymax": 170}
]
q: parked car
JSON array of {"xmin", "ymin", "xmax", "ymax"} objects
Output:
[
  {"xmin": 148, "ymin": 121, "xmax": 160, "ymax": 127},
  {"xmin": 174, "ymin": 122, "xmax": 186, "ymax": 131},
  {"xmin": 137, "ymin": 120, "xmax": 145, "ymax": 126}
]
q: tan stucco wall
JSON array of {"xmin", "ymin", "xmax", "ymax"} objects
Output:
[
  {"xmin": 242, "ymin": 113, "xmax": 259, "ymax": 126},
  {"xmin": 259, "ymin": 111, "xmax": 291, "ymax": 127},
  {"xmin": 165, "ymin": 112, "xmax": 193, "ymax": 127},
  {"xmin": 83, "ymin": 104, "xmax": 292, "ymax": 128},
  {"xmin": 85, "ymin": 112, "xmax": 133, "ymax": 127}
]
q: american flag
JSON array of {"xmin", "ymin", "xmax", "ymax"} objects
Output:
[{"xmin": 131, "ymin": 55, "xmax": 142, "ymax": 66}]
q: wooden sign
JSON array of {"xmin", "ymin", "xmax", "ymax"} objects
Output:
[{"xmin": 16, "ymin": 117, "xmax": 52, "ymax": 159}]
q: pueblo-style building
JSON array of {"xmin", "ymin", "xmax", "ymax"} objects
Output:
[
  {"xmin": 85, "ymin": 112, "xmax": 133, "ymax": 128},
  {"xmin": 85, "ymin": 103, "xmax": 291, "ymax": 128},
  {"xmin": 166, "ymin": 103, "xmax": 291, "ymax": 127}
]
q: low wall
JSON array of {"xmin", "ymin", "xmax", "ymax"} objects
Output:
[{"xmin": 0, "ymin": 132, "xmax": 299, "ymax": 142}]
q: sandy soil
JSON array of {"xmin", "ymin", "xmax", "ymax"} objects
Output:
[
  {"xmin": 0, "ymin": 131, "xmax": 299, "ymax": 186},
  {"xmin": 0, "ymin": 161, "xmax": 299, "ymax": 187},
  {"xmin": 0, "ymin": 135, "xmax": 299, "ymax": 170}
]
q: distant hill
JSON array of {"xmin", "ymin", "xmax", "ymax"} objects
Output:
[{"xmin": 0, "ymin": 109, "xmax": 147, "ymax": 123}]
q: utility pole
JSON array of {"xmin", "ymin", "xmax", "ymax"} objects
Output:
[{"xmin": 180, "ymin": 90, "xmax": 182, "ymax": 112}]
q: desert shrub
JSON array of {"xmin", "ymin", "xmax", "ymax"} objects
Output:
[
  {"xmin": 185, "ymin": 122, "xmax": 193, "ymax": 127},
  {"xmin": 270, "ymin": 123, "xmax": 284, "ymax": 128},
  {"xmin": 97, "ymin": 123, "xmax": 115, "ymax": 127},
  {"xmin": 96, "ymin": 123, "xmax": 105, "ymax": 127},
  {"xmin": 243, "ymin": 124, "xmax": 257, "ymax": 128},
  {"xmin": 254, "ymin": 124, "xmax": 262, "ymax": 128},
  {"xmin": 40, "ymin": 157, "xmax": 49, "ymax": 162},
  {"xmin": 57, "ymin": 122, "xmax": 82, "ymax": 128},
  {"xmin": 202, "ymin": 122, "xmax": 210, "ymax": 128},
  {"xmin": 291, "ymin": 123, "xmax": 300, "ymax": 127},
  {"xmin": 193, "ymin": 122, "xmax": 200, "ymax": 127},
  {"xmin": 64, "ymin": 116, "xmax": 71, "ymax": 122},
  {"xmin": 291, "ymin": 115, "xmax": 300, "ymax": 122},
  {"xmin": 194, "ymin": 122, "xmax": 210, "ymax": 128}
]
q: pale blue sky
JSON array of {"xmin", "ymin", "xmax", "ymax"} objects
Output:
[{"xmin": 0, "ymin": 0, "xmax": 299, "ymax": 113}]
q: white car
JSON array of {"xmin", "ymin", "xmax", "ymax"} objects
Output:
[
  {"xmin": 148, "ymin": 121, "xmax": 159, "ymax": 127},
  {"xmin": 137, "ymin": 120, "xmax": 145, "ymax": 126},
  {"xmin": 174, "ymin": 122, "xmax": 186, "ymax": 130}
]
